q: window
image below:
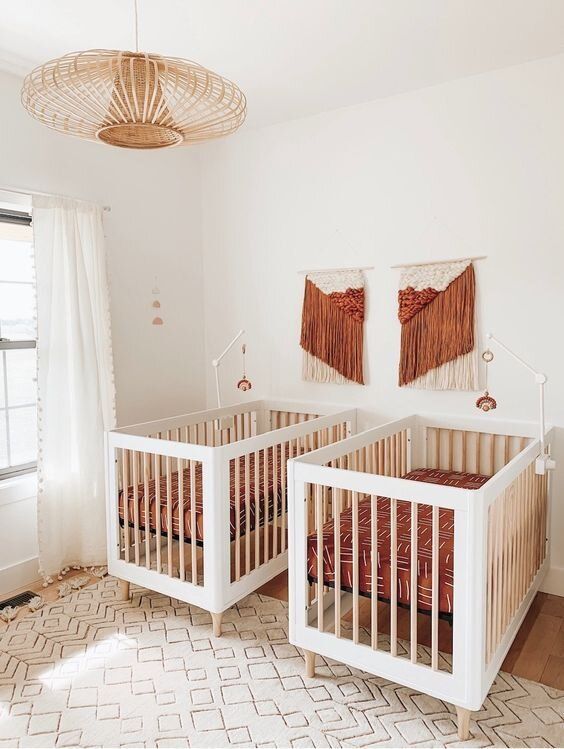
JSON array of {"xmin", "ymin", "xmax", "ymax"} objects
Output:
[{"xmin": 0, "ymin": 208, "xmax": 37, "ymax": 478}]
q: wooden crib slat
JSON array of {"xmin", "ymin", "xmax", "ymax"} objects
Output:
[
  {"xmin": 178, "ymin": 456, "xmax": 184, "ymax": 581},
  {"xmin": 189, "ymin": 457, "xmax": 197, "ymax": 585},
  {"xmin": 435, "ymin": 429, "xmax": 440, "ymax": 470},
  {"xmin": 477, "ymin": 433, "xmax": 482, "ymax": 475},
  {"xmin": 122, "ymin": 449, "xmax": 130, "ymax": 563},
  {"xmin": 245, "ymin": 454, "xmax": 251, "ymax": 575},
  {"xmin": 390, "ymin": 497, "xmax": 398, "ymax": 656},
  {"xmin": 486, "ymin": 501, "xmax": 493, "ymax": 663},
  {"xmin": 166, "ymin": 456, "xmax": 173, "ymax": 576},
  {"xmin": 495, "ymin": 490, "xmax": 503, "ymax": 656},
  {"xmin": 352, "ymin": 491, "xmax": 359, "ymax": 645},
  {"xmin": 502, "ymin": 481, "xmax": 511, "ymax": 634},
  {"xmin": 410, "ymin": 501, "xmax": 418, "ymax": 664},
  {"xmin": 133, "ymin": 453, "xmax": 140, "ymax": 566},
  {"xmin": 273, "ymin": 442, "xmax": 279, "ymax": 559},
  {"xmin": 281, "ymin": 440, "xmax": 287, "ymax": 554},
  {"xmin": 461, "ymin": 431, "xmax": 467, "ymax": 473},
  {"xmin": 334, "ymin": 483, "xmax": 342, "ymax": 639},
  {"xmin": 431, "ymin": 504, "xmax": 439, "ymax": 670},
  {"xmin": 263, "ymin": 448, "xmax": 269, "ymax": 565},
  {"xmin": 154, "ymin": 453, "xmax": 161, "ymax": 574},
  {"xmin": 401, "ymin": 429, "xmax": 408, "ymax": 476},
  {"xmin": 144, "ymin": 452, "xmax": 150, "ymax": 570},
  {"xmin": 370, "ymin": 493, "xmax": 378, "ymax": 650},
  {"xmin": 234, "ymin": 457, "xmax": 241, "ymax": 581},
  {"xmin": 254, "ymin": 450, "xmax": 260, "ymax": 569},
  {"xmin": 316, "ymin": 484, "xmax": 324, "ymax": 633},
  {"xmin": 378, "ymin": 439, "xmax": 384, "ymax": 474},
  {"xmin": 490, "ymin": 434, "xmax": 496, "ymax": 476}
]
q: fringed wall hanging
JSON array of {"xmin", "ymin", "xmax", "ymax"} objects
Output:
[
  {"xmin": 397, "ymin": 258, "xmax": 479, "ymax": 390},
  {"xmin": 300, "ymin": 269, "xmax": 365, "ymax": 384}
]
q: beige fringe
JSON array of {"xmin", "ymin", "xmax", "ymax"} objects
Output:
[
  {"xmin": 302, "ymin": 351, "xmax": 352, "ymax": 384},
  {"xmin": 403, "ymin": 348, "xmax": 479, "ymax": 390}
]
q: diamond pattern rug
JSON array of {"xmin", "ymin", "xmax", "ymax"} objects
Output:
[{"xmin": 0, "ymin": 577, "xmax": 563, "ymax": 747}]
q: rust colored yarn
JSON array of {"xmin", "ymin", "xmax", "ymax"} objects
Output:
[
  {"xmin": 329, "ymin": 287, "xmax": 365, "ymax": 322},
  {"xmin": 398, "ymin": 264, "xmax": 475, "ymax": 386},
  {"xmin": 300, "ymin": 279, "xmax": 364, "ymax": 384},
  {"xmin": 398, "ymin": 286, "xmax": 438, "ymax": 324}
]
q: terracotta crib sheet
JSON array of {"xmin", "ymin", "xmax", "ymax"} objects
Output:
[
  {"xmin": 306, "ymin": 468, "xmax": 489, "ymax": 615},
  {"xmin": 119, "ymin": 447, "xmax": 284, "ymax": 544}
]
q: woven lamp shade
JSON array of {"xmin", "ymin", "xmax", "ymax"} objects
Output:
[{"xmin": 21, "ymin": 49, "xmax": 246, "ymax": 149}]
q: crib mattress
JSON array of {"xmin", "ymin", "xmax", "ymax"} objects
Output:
[
  {"xmin": 119, "ymin": 447, "xmax": 284, "ymax": 544},
  {"xmin": 306, "ymin": 468, "xmax": 489, "ymax": 615}
]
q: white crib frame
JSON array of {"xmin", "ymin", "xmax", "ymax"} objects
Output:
[
  {"xmin": 106, "ymin": 398, "xmax": 357, "ymax": 634},
  {"xmin": 288, "ymin": 413, "xmax": 553, "ymax": 740}
]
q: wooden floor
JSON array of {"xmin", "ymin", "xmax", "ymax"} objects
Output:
[
  {"xmin": 0, "ymin": 570, "xmax": 97, "ymax": 628},
  {"xmin": 258, "ymin": 570, "xmax": 564, "ymax": 691}
]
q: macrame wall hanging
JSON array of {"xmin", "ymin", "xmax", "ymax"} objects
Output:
[
  {"xmin": 397, "ymin": 259, "xmax": 479, "ymax": 390},
  {"xmin": 300, "ymin": 269, "xmax": 365, "ymax": 384}
]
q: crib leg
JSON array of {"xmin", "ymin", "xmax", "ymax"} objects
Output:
[
  {"xmin": 211, "ymin": 611, "xmax": 223, "ymax": 637},
  {"xmin": 304, "ymin": 649, "xmax": 316, "ymax": 678},
  {"xmin": 455, "ymin": 706, "xmax": 471, "ymax": 741},
  {"xmin": 118, "ymin": 579, "xmax": 130, "ymax": 601}
]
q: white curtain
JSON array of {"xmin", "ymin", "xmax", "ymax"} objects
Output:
[{"xmin": 33, "ymin": 196, "xmax": 115, "ymax": 579}]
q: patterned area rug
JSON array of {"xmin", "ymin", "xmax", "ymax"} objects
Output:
[{"xmin": 0, "ymin": 577, "xmax": 563, "ymax": 748}]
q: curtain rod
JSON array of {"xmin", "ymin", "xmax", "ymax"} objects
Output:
[
  {"xmin": 0, "ymin": 184, "xmax": 111, "ymax": 212},
  {"xmin": 390, "ymin": 255, "xmax": 486, "ymax": 269},
  {"xmin": 298, "ymin": 265, "xmax": 374, "ymax": 275}
]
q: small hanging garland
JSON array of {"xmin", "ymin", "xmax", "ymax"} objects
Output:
[
  {"xmin": 476, "ymin": 349, "xmax": 497, "ymax": 411},
  {"xmin": 237, "ymin": 344, "xmax": 252, "ymax": 392},
  {"xmin": 152, "ymin": 279, "xmax": 163, "ymax": 325}
]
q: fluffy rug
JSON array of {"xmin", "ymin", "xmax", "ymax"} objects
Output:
[{"xmin": 0, "ymin": 577, "xmax": 563, "ymax": 748}]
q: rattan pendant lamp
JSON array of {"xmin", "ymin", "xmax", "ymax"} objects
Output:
[{"xmin": 21, "ymin": 0, "xmax": 246, "ymax": 149}]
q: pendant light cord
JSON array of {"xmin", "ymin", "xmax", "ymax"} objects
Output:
[{"xmin": 133, "ymin": 0, "xmax": 139, "ymax": 52}]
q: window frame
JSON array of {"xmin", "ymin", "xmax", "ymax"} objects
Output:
[{"xmin": 0, "ymin": 209, "xmax": 37, "ymax": 480}]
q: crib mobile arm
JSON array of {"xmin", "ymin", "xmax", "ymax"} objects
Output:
[
  {"xmin": 486, "ymin": 332, "xmax": 555, "ymax": 475},
  {"xmin": 212, "ymin": 329, "xmax": 245, "ymax": 409}
]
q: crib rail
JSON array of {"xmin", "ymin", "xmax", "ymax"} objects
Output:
[
  {"xmin": 289, "ymin": 415, "xmax": 552, "ymax": 711},
  {"xmin": 485, "ymin": 451, "xmax": 549, "ymax": 664},
  {"xmin": 107, "ymin": 400, "xmax": 357, "ymax": 614},
  {"xmin": 425, "ymin": 427, "xmax": 528, "ymax": 476},
  {"xmin": 107, "ymin": 435, "xmax": 213, "ymax": 594},
  {"xmin": 294, "ymin": 422, "xmax": 462, "ymax": 671},
  {"xmin": 225, "ymin": 410, "xmax": 356, "ymax": 587},
  {"xmin": 112, "ymin": 401, "xmax": 261, "ymax": 445}
]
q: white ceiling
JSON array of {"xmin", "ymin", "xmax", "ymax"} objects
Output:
[{"xmin": 2, "ymin": 0, "xmax": 564, "ymax": 128}]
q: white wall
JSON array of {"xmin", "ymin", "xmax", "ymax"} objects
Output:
[
  {"xmin": 0, "ymin": 69, "xmax": 206, "ymax": 591},
  {"xmin": 201, "ymin": 54, "xmax": 564, "ymax": 595},
  {"xmin": 0, "ymin": 69, "xmax": 206, "ymax": 427}
]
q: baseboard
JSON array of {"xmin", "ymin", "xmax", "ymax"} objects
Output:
[
  {"xmin": 0, "ymin": 556, "xmax": 40, "ymax": 597},
  {"xmin": 540, "ymin": 565, "xmax": 564, "ymax": 596}
]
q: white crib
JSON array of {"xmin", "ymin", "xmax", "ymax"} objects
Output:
[
  {"xmin": 288, "ymin": 413, "xmax": 552, "ymax": 740},
  {"xmin": 106, "ymin": 398, "xmax": 356, "ymax": 635}
]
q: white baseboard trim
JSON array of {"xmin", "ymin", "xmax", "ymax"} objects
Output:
[
  {"xmin": 540, "ymin": 565, "xmax": 564, "ymax": 596},
  {"xmin": 0, "ymin": 556, "xmax": 40, "ymax": 597}
]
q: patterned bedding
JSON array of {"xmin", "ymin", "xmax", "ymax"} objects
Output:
[
  {"xmin": 306, "ymin": 468, "xmax": 489, "ymax": 615},
  {"xmin": 119, "ymin": 447, "xmax": 284, "ymax": 544}
]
